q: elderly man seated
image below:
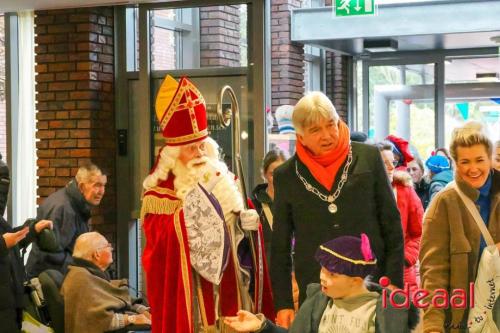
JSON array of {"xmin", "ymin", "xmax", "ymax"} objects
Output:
[{"xmin": 61, "ymin": 232, "xmax": 151, "ymax": 333}]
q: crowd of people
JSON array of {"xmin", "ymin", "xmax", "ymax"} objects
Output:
[{"xmin": 1, "ymin": 75, "xmax": 499, "ymax": 333}]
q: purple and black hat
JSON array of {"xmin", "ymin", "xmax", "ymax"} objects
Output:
[{"xmin": 314, "ymin": 233, "xmax": 377, "ymax": 278}]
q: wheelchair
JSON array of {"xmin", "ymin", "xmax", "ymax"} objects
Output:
[{"xmin": 24, "ymin": 269, "xmax": 150, "ymax": 333}]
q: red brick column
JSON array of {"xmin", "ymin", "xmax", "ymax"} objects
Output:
[
  {"xmin": 199, "ymin": 6, "xmax": 241, "ymax": 67},
  {"xmin": 34, "ymin": 8, "xmax": 116, "ymax": 239},
  {"xmin": 270, "ymin": 0, "xmax": 304, "ymax": 122},
  {"xmin": 325, "ymin": 52, "xmax": 349, "ymax": 122}
]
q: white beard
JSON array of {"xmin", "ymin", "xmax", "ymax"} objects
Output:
[
  {"xmin": 173, "ymin": 157, "xmax": 244, "ymax": 221},
  {"xmin": 172, "ymin": 156, "xmax": 210, "ymax": 201}
]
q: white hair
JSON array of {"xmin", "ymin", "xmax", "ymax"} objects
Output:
[
  {"xmin": 143, "ymin": 145, "xmax": 180, "ymax": 190},
  {"xmin": 75, "ymin": 164, "xmax": 103, "ymax": 184},
  {"xmin": 143, "ymin": 138, "xmax": 243, "ymax": 219},
  {"xmin": 73, "ymin": 232, "xmax": 106, "ymax": 261},
  {"xmin": 292, "ymin": 91, "xmax": 339, "ymax": 135}
]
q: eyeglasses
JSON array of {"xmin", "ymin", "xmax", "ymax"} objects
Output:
[{"xmin": 97, "ymin": 243, "xmax": 113, "ymax": 251}]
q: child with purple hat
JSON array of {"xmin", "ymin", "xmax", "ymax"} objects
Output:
[{"xmin": 225, "ymin": 234, "xmax": 419, "ymax": 333}]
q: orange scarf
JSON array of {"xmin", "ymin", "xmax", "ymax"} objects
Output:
[{"xmin": 296, "ymin": 121, "xmax": 350, "ymax": 191}]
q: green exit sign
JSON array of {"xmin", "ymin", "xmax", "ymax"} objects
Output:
[{"xmin": 335, "ymin": 0, "xmax": 376, "ymax": 17}]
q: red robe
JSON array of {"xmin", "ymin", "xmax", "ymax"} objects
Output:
[{"xmin": 141, "ymin": 175, "xmax": 274, "ymax": 333}]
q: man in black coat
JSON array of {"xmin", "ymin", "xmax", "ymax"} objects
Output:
[
  {"xmin": 0, "ymin": 156, "xmax": 53, "ymax": 332},
  {"xmin": 26, "ymin": 163, "xmax": 107, "ymax": 279},
  {"xmin": 270, "ymin": 92, "xmax": 403, "ymax": 328}
]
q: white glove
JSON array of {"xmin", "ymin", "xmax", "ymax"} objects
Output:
[
  {"xmin": 198, "ymin": 160, "xmax": 225, "ymax": 193},
  {"xmin": 240, "ymin": 209, "xmax": 259, "ymax": 231}
]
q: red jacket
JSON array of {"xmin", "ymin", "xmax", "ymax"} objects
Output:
[{"xmin": 393, "ymin": 171, "xmax": 423, "ymax": 290}]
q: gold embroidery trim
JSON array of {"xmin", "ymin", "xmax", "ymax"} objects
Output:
[
  {"xmin": 145, "ymin": 186, "xmax": 177, "ymax": 197},
  {"xmin": 164, "ymin": 129, "xmax": 208, "ymax": 145},
  {"xmin": 319, "ymin": 245, "xmax": 377, "ymax": 265},
  {"xmin": 174, "ymin": 207, "xmax": 192, "ymax": 333},
  {"xmin": 140, "ymin": 195, "xmax": 182, "ymax": 220}
]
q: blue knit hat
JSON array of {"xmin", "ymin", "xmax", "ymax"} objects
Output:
[
  {"xmin": 425, "ymin": 155, "xmax": 451, "ymax": 174},
  {"xmin": 315, "ymin": 234, "xmax": 377, "ymax": 278}
]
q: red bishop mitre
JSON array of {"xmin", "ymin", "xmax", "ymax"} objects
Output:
[{"xmin": 155, "ymin": 75, "xmax": 208, "ymax": 146}]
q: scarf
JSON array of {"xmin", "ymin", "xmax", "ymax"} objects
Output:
[{"xmin": 296, "ymin": 121, "xmax": 350, "ymax": 191}]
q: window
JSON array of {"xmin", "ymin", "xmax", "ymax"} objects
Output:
[
  {"xmin": 0, "ymin": 15, "xmax": 7, "ymax": 162},
  {"xmin": 444, "ymin": 56, "xmax": 500, "ymax": 147}
]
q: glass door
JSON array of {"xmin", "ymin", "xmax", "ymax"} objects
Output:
[
  {"xmin": 444, "ymin": 56, "xmax": 500, "ymax": 148},
  {"xmin": 363, "ymin": 62, "xmax": 436, "ymax": 158}
]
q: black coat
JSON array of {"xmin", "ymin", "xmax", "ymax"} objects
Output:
[
  {"xmin": 270, "ymin": 142, "xmax": 404, "ymax": 310},
  {"xmin": 26, "ymin": 179, "xmax": 91, "ymax": 279},
  {"xmin": 0, "ymin": 218, "xmax": 38, "ymax": 332}
]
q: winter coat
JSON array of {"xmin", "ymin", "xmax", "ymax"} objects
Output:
[
  {"xmin": 271, "ymin": 142, "xmax": 403, "ymax": 310},
  {"xmin": 61, "ymin": 258, "xmax": 141, "ymax": 333},
  {"xmin": 0, "ymin": 217, "xmax": 38, "ymax": 332},
  {"xmin": 414, "ymin": 178, "xmax": 430, "ymax": 210},
  {"xmin": 252, "ymin": 183, "xmax": 274, "ymax": 265},
  {"xmin": 420, "ymin": 169, "xmax": 500, "ymax": 333},
  {"xmin": 259, "ymin": 283, "xmax": 419, "ymax": 333},
  {"xmin": 26, "ymin": 179, "xmax": 92, "ymax": 278},
  {"xmin": 393, "ymin": 171, "xmax": 423, "ymax": 291},
  {"xmin": 429, "ymin": 169, "xmax": 453, "ymax": 201}
]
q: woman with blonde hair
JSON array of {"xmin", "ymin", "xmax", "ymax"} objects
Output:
[{"xmin": 420, "ymin": 121, "xmax": 500, "ymax": 332}]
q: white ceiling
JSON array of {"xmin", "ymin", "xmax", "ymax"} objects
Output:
[{"xmin": 0, "ymin": 0, "xmax": 177, "ymax": 12}]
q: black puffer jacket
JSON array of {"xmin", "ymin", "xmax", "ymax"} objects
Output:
[{"xmin": 26, "ymin": 179, "xmax": 92, "ymax": 278}]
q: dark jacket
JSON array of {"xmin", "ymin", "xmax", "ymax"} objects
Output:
[
  {"xmin": 0, "ymin": 155, "xmax": 10, "ymax": 217},
  {"xmin": 429, "ymin": 169, "xmax": 453, "ymax": 201},
  {"xmin": 26, "ymin": 179, "xmax": 91, "ymax": 278},
  {"xmin": 260, "ymin": 283, "xmax": 419, "ymax": 333},
  {"xmin": 414, "ymin": 178, "xmax": 430, "ymax": 209},
  {"xmin": 252, "ymin": 183, "xmax": 274, "ymax": 265},
  {"xmin": 271, "ymin": 142, "xmax": 404, "ymax": 310},
  {"xmin": 0, "ymin": 217, "xmax": 38, "ymax": 332}
]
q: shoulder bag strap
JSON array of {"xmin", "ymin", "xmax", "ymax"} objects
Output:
[
  {"xmin": 261, "ymin": 203, "xmax": 273, "ymax": 231},
  {"xmin": 450, "ymin": 181, "xmax": 495, "ymax": 246}
]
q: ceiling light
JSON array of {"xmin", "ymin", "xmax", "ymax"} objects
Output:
[
  {"xmin": 363, "ymin": 39, "xmax": 398, "ymax": 53},
  {"xmin": 476, "ymin": 72, "xmax": 500, "ymax": 82}
]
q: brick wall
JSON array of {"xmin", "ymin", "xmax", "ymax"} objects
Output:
[
  {"xmin": 325, "ymin": 52, "xmax": 349, "ymax": 122},
  {"xmin": 151, "ymin": 9, "xmax": 176, "ymax": 70},
  {"xmin": 34, "ymin": 8, "xmax": 116, "ymax": 243},
  {"xmin": 200, "ymin": 6, "xmax": 241, "ymax": 67},
  {"xmin": 271, "ymin": 0, "xmax": 304, "ymax": 123}
]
